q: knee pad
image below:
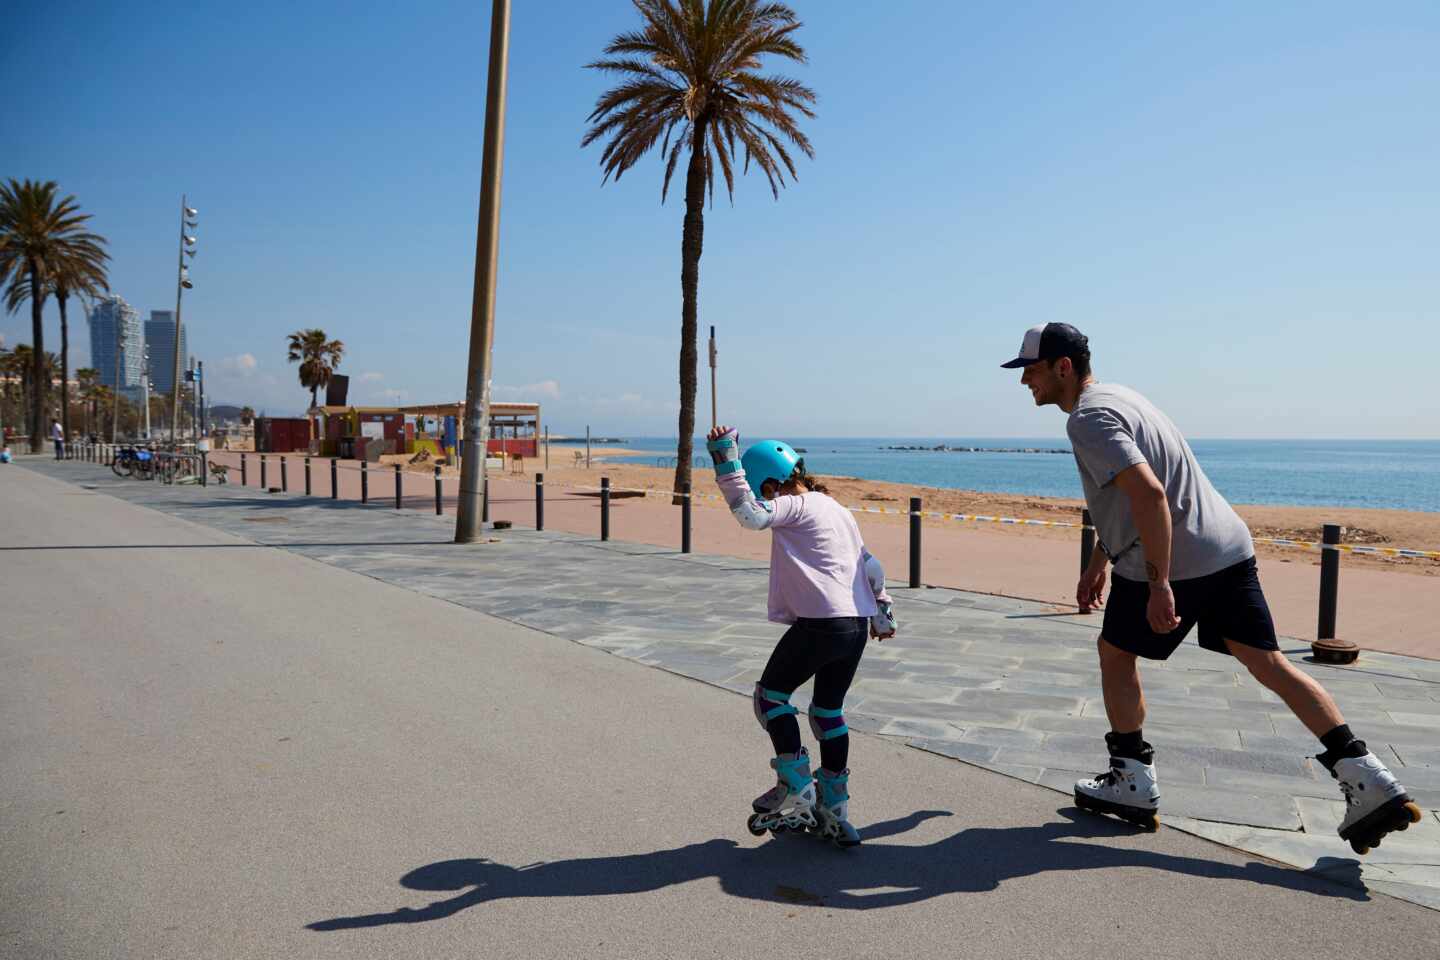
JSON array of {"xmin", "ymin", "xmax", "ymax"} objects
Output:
[
  {"xmin": 808, "ymin": 705, "xmax": 849, "ymax": 741},
  {"xmin": 753, "ymin": 684, "xmax": 798, "ymax": 730}
]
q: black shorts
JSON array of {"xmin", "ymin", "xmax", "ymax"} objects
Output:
[{"xmin": 1101, "ymin": 557, "xmax": 1278, "ymax": 660}]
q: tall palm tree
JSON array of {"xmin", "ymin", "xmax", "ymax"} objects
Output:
[
  {"xmin": 287, "ymin": 329, "xmax": 344, "ymax": 445},
  {"xmin": 583, "ymin": 0, "xmax": 815, "ymax": 498},
  {"xmin": 7, "ymin": 258, "xmax": 110, "ymax": 444},
  {"xmin": 0, "ymin": 179, "xmax": 109, "ymax": 452}
]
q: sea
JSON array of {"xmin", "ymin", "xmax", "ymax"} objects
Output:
[{"xmin": 556, "ymin": 437, "xmax": 1440, "ymax": 514}]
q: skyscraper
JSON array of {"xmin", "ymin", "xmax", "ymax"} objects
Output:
[
  {"xmin": 87, "ymin": 295, "xmax": 143, "ymax": 396},
  {"xmin": 145, "ymin": 311, "xmax": 188, "ymax": 396}
]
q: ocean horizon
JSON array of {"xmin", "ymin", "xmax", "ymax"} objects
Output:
[{"xmin": 550, "ymin": 437, "xmax": 1440, "ymax": 514}]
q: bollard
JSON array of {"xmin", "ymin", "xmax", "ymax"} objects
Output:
[
  {"xmin": 241, "ymin": 453, "xmax": 248, "ymax": 486},
  {"xmin": 434, "ymin": 465, "xmax": 442, "ymax": 515},
  {"xmin": 909, "ymin": 497, "xmax": 922, "ymax": 588},
  {"xmin": 535, "ymin": 472, "xmax": 545, "ymax": 531},
  {"xmin": 601, "ymin": 477, "xmax": 610, "ymax": 541},
  {"xmin": 260, "ymin": 455, "xmax": 268, "ymax": 489},
  {"xmin": 330, "ymin": 458, "xmax": 338, "ymax": 499},
  {"xmin": 201, "ymin": 452, "xmax": 207, "ymax": 488},
  {"xmin": 361, "ymin": 460, "xmax": 369, "ymax": 503},
  {"xmin": 305, "ymin": 457, "xmax": 312, "ymax": 496},
  {"xmin": 281, "ymin": 456, "xmax": 288, "ymax": 493},
  {"xmin": 394, "ymin": 463, "xmax": 402, "ymax": 510},
  {"xmin": 681, "ymin": 482, "xmax": 692, "ymax": 554},
  {"xmin": 482, "ymin": 475, "xmax": 490, "ymax": 522},
  {"xmin": 1318, "ymin": 523, "xmax": 1341, "ymax": 640}
]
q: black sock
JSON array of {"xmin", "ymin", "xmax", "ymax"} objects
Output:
[
  {"xmin": 1106, "ymin": 730, "xmax": 1150, "ymax": 762},
  {"xmin": 1316, "ymin": 724, "xmax": 1368, "ymax": 770}
]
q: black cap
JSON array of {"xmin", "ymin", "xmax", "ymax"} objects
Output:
[{"xmin": 1000, "ymin": 323, "xmax": 1090, "ymax": 369}]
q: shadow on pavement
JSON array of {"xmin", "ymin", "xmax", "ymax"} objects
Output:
[{"xmin": 307, "ymin": 807, "xmax": 1365, "ymax": 930}]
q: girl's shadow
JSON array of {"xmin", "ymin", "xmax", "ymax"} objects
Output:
[{"xmin": 307, "ymin": 807, "xmax": 1364, "ymax": 930}]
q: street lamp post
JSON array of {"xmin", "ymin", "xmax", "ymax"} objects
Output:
[
  {"xmin": 455, "ymin": 0, "xmax": 512, "ymax": 543},
  {"xmin": 141, "ymin": 346, "xmax": 152, "ymax": 440},
  {"xmin": 171, "ymin": 196, "xmax": 197, "ymax": 446}
]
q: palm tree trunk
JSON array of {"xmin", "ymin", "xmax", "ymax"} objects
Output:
[
  {"xmin": 27, "ymin": 258, "xmax": 46, "ymax": 454},
  {"xmin": 58, "ymin": 290, "xmax": 71, "ymax": 443},
  {"xmin": 673, "ymin": 118, "xmax": 709, "ymax": 502}
]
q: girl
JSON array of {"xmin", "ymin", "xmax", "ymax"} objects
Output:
[{"xmin": 706, "ymin": 425, "xmax": 896, "ymax": 848}]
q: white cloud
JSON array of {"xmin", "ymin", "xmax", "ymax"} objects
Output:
[
  {"xmin": 494, "ymin": 379, "xmax": 561, "ymax": 401},
  {"xmin": 219, "ymin": 353, "xmax": 259, "ymax": 375}
]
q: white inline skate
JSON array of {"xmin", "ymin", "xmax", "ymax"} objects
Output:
[
  {"xmin": 810, "ymin": 767, "xmax": 861, "ymax": 848},
  {"xmin": 747, "ymin": 749, "xmax": 818, "ymax": 836},
  {"xmin": 1331, "ymin": 751, "xmax": 1423, "ymax": 855},
  {"xmin": 1074, "ymin": 737, "xmax": 1160, "ymax": 832}
]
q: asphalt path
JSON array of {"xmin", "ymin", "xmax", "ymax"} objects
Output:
[{"xmin": 1, "ymin": 462, "xmax": 1432, "ymax": 959}]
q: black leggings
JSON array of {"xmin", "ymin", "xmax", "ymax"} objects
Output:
[{"xmin": 758, "ymin": 616, "xmax": 867, "ymax": 772}]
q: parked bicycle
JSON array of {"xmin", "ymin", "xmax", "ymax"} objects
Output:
[{"xmin": 111, "ymin": 445, "xmax": 155, "ymax": 480}]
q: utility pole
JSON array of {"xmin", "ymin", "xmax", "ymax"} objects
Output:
[
  {"xmin": 171, "ymin": 196, "xmax": 197, "ymax": 446},
  {"xmin": 455, "ymin": 0, "xmax": 512, "ymax": 543}
]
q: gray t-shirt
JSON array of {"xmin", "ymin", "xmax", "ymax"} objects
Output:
[{"xmin": 1067, "ymin": 383, "xmax": 1252, "ymax": 582}]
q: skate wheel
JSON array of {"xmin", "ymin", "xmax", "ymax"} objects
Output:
[
  {"xmin": 1143, "ymin": 814, "xmax": 1160, "ymax": 832},
  {"xmin": 1403, "ymin": 802, "xmax": 1424, "ymax": 824},
  {"xmin": 1350, "ymin": 840, "xmax": 1370, "ymax": 856},
  {"xmin": 746, "ymin": 814, "xmax": 767, "ymax": 837}
]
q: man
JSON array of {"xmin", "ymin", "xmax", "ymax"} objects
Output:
[
  {"xmin": 50, "ymin": 419, "xmax": 64, "ymax": 460},
  {"xmin": 1002, "ymin": 322, "xmax": 1420, "ymax": 854}
]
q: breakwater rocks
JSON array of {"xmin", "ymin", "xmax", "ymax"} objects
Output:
[{"xmin": 881, "ymin": 444, "xmax": 1071, "ymax": 455}]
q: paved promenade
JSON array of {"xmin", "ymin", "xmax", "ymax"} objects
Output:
[{"xmin": 3, "ymin": 458, "xmax": 1439, "ymax": 957}]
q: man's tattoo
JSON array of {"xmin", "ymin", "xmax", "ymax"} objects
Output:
[{"xmin": 1146, "ymin": 562, "xmax": 1161, "ymax": 582}]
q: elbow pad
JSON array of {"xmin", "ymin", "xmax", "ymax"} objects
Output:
[
  {"xmin": 863, "ymin": 550, "xmax": 888, "ymax": 597},
  {"xmin": 731, "ymin": 496, "xmax": 776, "ymax": 531}
]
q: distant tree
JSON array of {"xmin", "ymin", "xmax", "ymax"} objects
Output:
[
  {"xmin": 76, "ymin": 366, "xmax": 98, "ymax": 434},
  {"xmin": 287, "ymin": 328, "xmax": 344, "ymax": 447},
  {"xmin": 0, "ymin": 179, "xmax": 108, "ymax": 451},
  {"xmin": 240, "ymin": 405, "xmax": 255, "ymax": 426},
  {"xmin": 583, "ymin": 0, "xmax": 816, "ymax": 498}
]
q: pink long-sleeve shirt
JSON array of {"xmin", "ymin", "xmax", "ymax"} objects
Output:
[{"xmin": 718, "ymin": 471, "xmax": 885, "ymax": 625}]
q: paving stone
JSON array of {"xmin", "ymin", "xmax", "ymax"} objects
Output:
[
  {"xmin": 906, "ymin": 738, "xmax": 1000, "ymax": 765},
  {"xmin": 878, "ymin": 718, "xmax": 966, "ymax": 740},
  {"xmin": 1159, "ymin": 785, "xmax": 1302, "ymax": 830},
  {"xmin": 1204, "ymin": 766, "xmax": 1337, "ymax": 801},
  {"xmin": 1392, "ymin": 745, "xmax": 1440, "ymax": 768},
  {"xmin": 955, "ymin": 725, "xmax": 1047, "ymax": 751}
]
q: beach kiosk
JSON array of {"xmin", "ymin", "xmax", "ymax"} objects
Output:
[{"xmin": 312, "ymin": 400, "xmax": 541, "ymax": 463}]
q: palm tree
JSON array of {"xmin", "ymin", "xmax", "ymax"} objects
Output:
[
  {"xmin": 0, "ymin": 179, "xmax": 109, "ymax": 452},
  {"xmin": 287, "ymin": 329, "xmax": 344, "ymax": 445},
  {"xmin": 583, "ymin": 0, "xmax": 815, "ymax": 497},
  {"xmin": 76, "ymin": 367, "xmax": 99, "ymax": 435}
]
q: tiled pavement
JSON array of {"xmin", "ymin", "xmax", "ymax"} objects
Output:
[{"xmin": 21, "ymin": 458, "xmax": 1440, "ymax": 910}]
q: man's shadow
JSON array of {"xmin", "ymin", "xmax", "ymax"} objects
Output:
[{"xmin": 307, "ymin": 807, "xmax": 1365, "ymax": 930}]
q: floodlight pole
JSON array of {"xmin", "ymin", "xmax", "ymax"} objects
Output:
[{"xmin": 455, "ymin": 0, "xmax": 512, "ymax": 543}]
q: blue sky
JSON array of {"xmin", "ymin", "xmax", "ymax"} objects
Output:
[{"xmin": 4, "ymin": 0, "xmax": 1438, "ymax": 439}]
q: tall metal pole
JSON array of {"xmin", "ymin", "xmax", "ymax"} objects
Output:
[
  {"xmin": 198, "ymin": 360, "xmax": 205, "ymax": 437},
  {"xmin": 708, "ymin": 325, "xmax": 717, "ymax": 429},
  {"xmin": 455, "ymin": 0, "xmax": 512, "ymax": 543},
  {"xmin": 170, "ymin": 195, "xmax": 186, "ymax": 446}
]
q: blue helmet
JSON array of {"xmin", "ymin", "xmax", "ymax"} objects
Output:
[{"xmin": 741, "ymin": 440, "xmax": 802, "ymax": 500}]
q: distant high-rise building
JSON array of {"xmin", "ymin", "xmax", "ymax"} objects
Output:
[
  {"xmin": 145, "ymin": 311, "xmax": 189, "ymax": 396},
  {"xmin": 87, "ymin": 295, "xmax": 143, "ymax": 395}
]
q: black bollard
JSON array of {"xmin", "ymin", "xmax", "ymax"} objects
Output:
[
  {"xmin": 305, "ymin": 457, "xmax": 312, "ymax": 496},
  {"xmin": 434, "ymin": 465, "xmax": 442, "ymax": 515},
  {"xmin": 260, "ymin": 455, "xmax": 267, "ymax": 489},
  {"xmin": 681, "ymin": 482, "xmax": 692, "ymax": 554},
  {"xmin": 909, "ymin": 497, "xmax": 922, "ymax": 588},
  {"xmin": 535, "ymin": 473, "xmax": 545, "ymax": 531},
  {"xmin": 601, "ymin": 477, "xmax": 610, "ymax": 541},
  {"xmin": 361, "ymin": 460, "xmax": 368, "ymax": 503},
  {"xmin": 482, "ymin": 475, "xmax": 490, "ymax": 522},
  {"xmin": 330, "ymin": 458, "xmax": 338, "ymax": 499},
  {"xmin": 281, "ymin": 456, "xmax": 288, "ymax": 492},
  {"xmin": 394, "ymin": 463, "xmax": 402, "ymax": 510},
  {"xmin": 1319, "ymin": 523, "xmax": 1341, "ymax": 640},
  {"xmin": 241, "ymin": 453, "xmax": 248, "ymax": 487}
]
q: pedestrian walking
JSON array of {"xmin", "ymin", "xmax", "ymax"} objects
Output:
[
  {"xmin": 50, "ymin": 419, "xmax": 64, "ymax": 460},
  {"xmin": 1002, "ymin": 323, "xmax": 1420, "ymax": 853},
  {"xmin": 706, "ymin": 424, "xmax": 896, "ymax": 847}
]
